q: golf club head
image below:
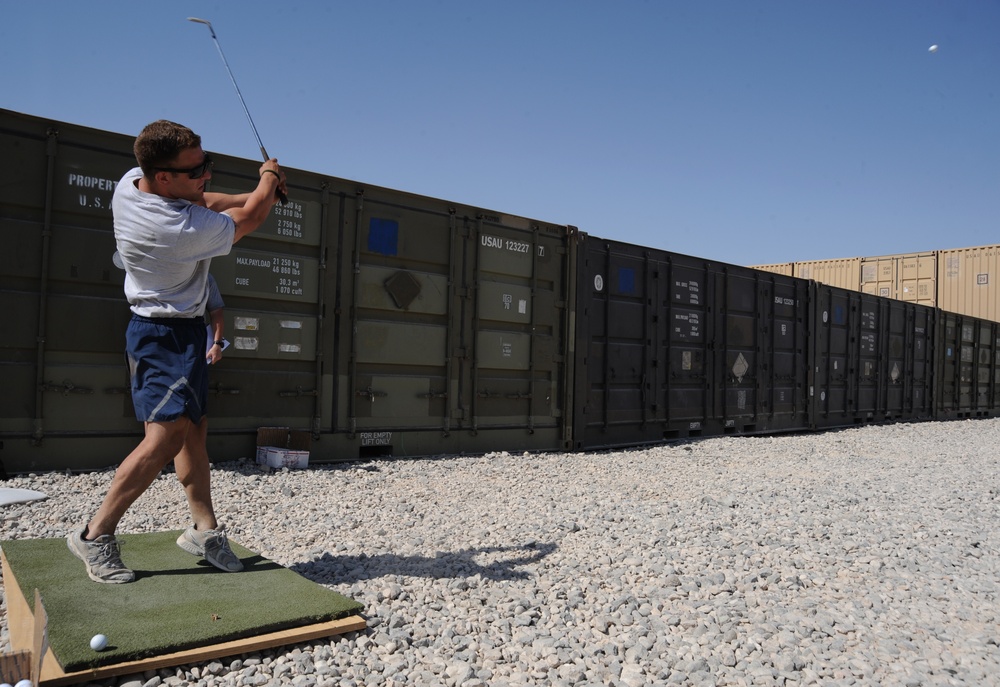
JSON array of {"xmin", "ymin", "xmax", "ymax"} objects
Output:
[{"xmin": 187, "ymin": 17, "xmax": 216, "ymax": 37}]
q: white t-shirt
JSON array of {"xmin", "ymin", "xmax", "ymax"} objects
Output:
[{"xmin": 113, "ymin": 167, "xmax": 236, "ymax": 318}]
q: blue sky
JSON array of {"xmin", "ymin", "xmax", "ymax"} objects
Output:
[{"xmin": 3, "ymin": 1, "xmax": 997, "ymax": 266}]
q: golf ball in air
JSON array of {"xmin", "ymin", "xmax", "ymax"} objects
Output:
[
  {"xmin": 90, "ymin": 633, "xmax": 108, "ymax": 651},
  {"xmin": 928, "ymin": 44, "xmax": 939, "ymax": 52}
]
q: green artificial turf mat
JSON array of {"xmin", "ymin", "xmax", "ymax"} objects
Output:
[{"xmin": 1, "ymin": 532, "xmax": 363, "ymax": 672}]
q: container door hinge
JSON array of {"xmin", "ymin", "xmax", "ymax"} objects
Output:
[
  {"xmin": 279, "ymin": 387, "xmax": 317, "ymax": 397},
  {"xmin": 357, "ymin": 387, "xmax": 388, "ymax": 402},
  {"xmin": 39, "ymin": 381, "xmax": 93, "ymax": 396}
]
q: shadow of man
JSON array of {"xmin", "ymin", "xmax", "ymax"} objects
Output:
[{"xmin": 290, "ymin": 541, "xmax": 557, "ymax": 585}]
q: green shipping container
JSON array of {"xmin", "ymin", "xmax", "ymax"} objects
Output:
[{"xmin": 0, "ymin": 109, "xmax": 576, "ymax": 472}]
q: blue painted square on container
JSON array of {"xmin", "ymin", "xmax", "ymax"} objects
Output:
[
  {"xmin": 369, "ymin": 218, "xmax": 399, "ymax": 256},
  {"xmin": 618, "ymin": 267, "xmax": 635, "ymax": 294}
]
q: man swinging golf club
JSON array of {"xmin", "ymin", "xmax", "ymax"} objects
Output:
[{"xmin": 67, "ymin": 120, "xmax": 287, "ymax": 583}]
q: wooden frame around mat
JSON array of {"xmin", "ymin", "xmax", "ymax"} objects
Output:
[{"xmin": 2, "ymin": 551, "xmax": 366, "ymax": 686}]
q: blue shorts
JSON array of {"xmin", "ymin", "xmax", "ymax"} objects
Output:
[{"xmin": 126, "ymin": 314, "xmax": 208, "ymax": 423}]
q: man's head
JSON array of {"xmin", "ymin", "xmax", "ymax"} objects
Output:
[
  {"xmin": 134, "ymin": 120, "xmax": 202, "ymax": 177},
  {"xmin": 134, "ymin": 120, "xmax": 213, "ymax": 202}
]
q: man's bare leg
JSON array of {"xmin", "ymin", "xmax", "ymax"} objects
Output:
[
  {"xmin": 173, "ymin": 415, "xmax": 218, "ymax": 532},
  {"xmin": 173, "ymin": 416, "xmax": 243, "ymax": 571},
  {"xmin": 85, "ymin": 418, "xmax": 190, "ymax": 539}
]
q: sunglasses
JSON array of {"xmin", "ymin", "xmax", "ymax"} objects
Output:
[{"xmin": 155, "ymin": 153, "xmax": 214, "ymax": 179}]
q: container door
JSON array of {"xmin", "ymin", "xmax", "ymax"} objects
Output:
[
  {"xmin": 710, "ymin": 265, "xmax": 810, "ymax": 435},
  {"xmin": 663, "ymin": 254, "xmax": 714, "ymax": 439},
  {"xmin": 759, "ymin": 272, "xmax": 811, "ymax": 432},
  {"xmin": 936, "ymin": 313, "xmax": 962, "ymax": 417},
  {"xmin": 199, "ymin": 156, "xmax": 329, "ymax": 435},
  {"xmin": 714, "ymin": 267, "xmax": 760, "ymax": 432},
  {"xmin": 571, "ymin": 238, "xmax": 667, "ymax": 449},
  {"xmin": 974, "ymin": 321, "xmax": 996, "ymax": 413},
  {"xmin": 339, "ymin": 191, "xmax": 571, "ymax": 457},
  {"xmin": 810, "ymin": 283, "xmax": 864, "ymax": 428}
]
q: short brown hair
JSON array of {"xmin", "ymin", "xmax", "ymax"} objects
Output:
[{"xmin": 133, "ymin": 120, "xmax": 202, "ymax": 177}]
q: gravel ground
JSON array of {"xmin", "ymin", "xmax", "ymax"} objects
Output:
[{"xmin": 2, "ymin": 419, "xmax": 999, "ymax": 687}]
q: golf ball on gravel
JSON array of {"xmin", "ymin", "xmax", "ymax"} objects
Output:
[
  {"xmin": 15, "ymin": 680, "xmax": 33, "ymax": 687},
  {"xmin": 90, "ymin": 633, "xmax": 108, "ymax": 651}
]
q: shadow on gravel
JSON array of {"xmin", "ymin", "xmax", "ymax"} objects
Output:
[{"xmin": 290, "ymin": 541, "xmax": 557, "ymax": 584}]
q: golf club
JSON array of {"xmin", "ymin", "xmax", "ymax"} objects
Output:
[{"xmin": 187, "ymin": 17, "xmax": 287, "ymax": 205}]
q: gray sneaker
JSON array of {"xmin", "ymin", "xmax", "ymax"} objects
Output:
[
  {"xmin": 66, "ymin": 527, "xmax": 135, "ymax": 584},
  {"xmin": 177, "ymin": 526, "xmax": 244, "ymax": 572}
]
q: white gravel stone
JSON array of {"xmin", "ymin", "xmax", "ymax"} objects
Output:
[{"xmin": 2, "ymin": 419, "xmax": 999, "ymax": 685}]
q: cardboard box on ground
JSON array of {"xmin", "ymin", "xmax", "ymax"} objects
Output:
[{"xmin": 255, "ymin": 427, "xmax": 311, "ymax": 469}]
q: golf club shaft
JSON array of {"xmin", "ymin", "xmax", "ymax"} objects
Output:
[{"xmin": 188, "ymin": 17, "xmax": 287, "ymax": 205}]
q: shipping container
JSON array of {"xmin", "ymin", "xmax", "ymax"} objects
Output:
[
  {"xmin": 748, "ymin": 262, "xmax": 794, "ymax": 277},
  {"xmin": 809, "ymin": 283, "xmax": 935, "ymax": 428},
  {"xmin": 0, "ymin": 111, "xmax": 336, "ymax": 471},
  {"xmin": 935, "ymin": 311, "xmax": 1000, "ymax": 419},
  {"xmin": 793, "ymin": 257, "xmax": 861, "ymax": 291},
  {"xmin": 1, "ymin": 112, "xmax": 144, "ymax": 470},
  {"xmin": 329, "ymin": 180, "xmax": 576, "ymax": 459},
  {"xmin": 571, "ymin": 236, "xmax": 810, "ymax": 450},
  {"xmin": 0, "ymin": 109, "xmax": 575, "ymax": 472},
  {"xmin": 763, "ymin": 244, "xmax": 1000, "ymax": 317},
  {"xmin": 936, "ymin": 245, "xmax": 1000, "ymax": 322}
]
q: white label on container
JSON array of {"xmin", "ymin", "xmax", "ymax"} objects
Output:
[
  {"xmin": 280, "ymin": 319, "xmax": 303, "ymax": 329},
  {"xmin": 278, "ymin": 343, "xmax": 302, "ymax": 354},
  {"xmin": 360, "ymin": 432, "xmax": 392, "ymax": 446},
  {"xmin": 235, "ymin": 316, "xmax": 261, "ymax": 331},
  {"xmin": 235, "ymin": 336, "xmax": 259, "ymax": 350}
]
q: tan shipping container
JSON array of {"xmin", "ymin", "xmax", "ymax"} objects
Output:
[
  {"xmin": 937, "ymin": 244, "xmax": 1000, "ymax": 321},
  {"xmin": 753, "ymin": 244, "xmax": 998, "ymax": 317},
  {"xmin": 793, "ymin": 257, "xmax": 861, "ymax": 290},
  {"xmin": 860, "ymin": 251, "xmax": 937, "ymax": 306},
  {"xmin": 749, "ymin": 262, "xmax": 794, "ymax": 276}
]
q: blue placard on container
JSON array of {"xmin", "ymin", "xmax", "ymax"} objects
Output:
[
  {"xmin": 368, "ymin": 218, "xmax": 399, "ymax": 256},
  {"xmin": 618, "ymin": 267, "xmax": 635, "ymax": 295}
]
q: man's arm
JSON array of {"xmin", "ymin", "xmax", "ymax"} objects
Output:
[
  {"xmin": 212, "ymin": 160, "xmax": 287, "ymax": 243},
  {"xmin": 204, "ymin": 192, "xmax": 251, "ymax": 212},
  {"xmin": 207, "ymin": 308, "xmax": 225, "ymax": 364}
]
